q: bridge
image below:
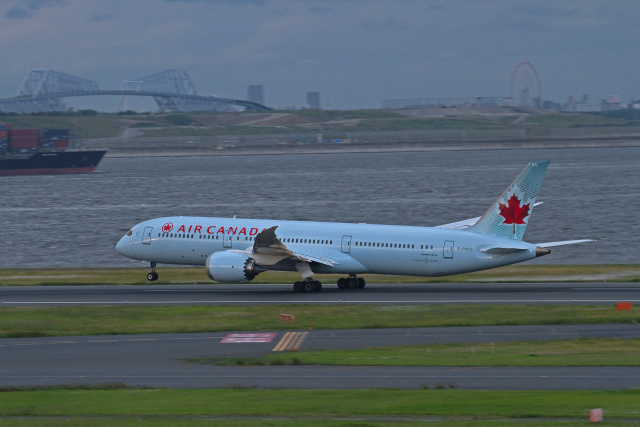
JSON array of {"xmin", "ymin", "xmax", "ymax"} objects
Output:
[{"xmin": 0, "ymin": 69, "xmax": 270, "ymax": 113}]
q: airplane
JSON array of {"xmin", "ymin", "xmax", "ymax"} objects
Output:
[{"xmin": 116, "ymin": 160, "xmax": 592, "ymax": 292}]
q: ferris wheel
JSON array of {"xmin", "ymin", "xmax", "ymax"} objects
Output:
[{"xmin": 510, "ymin": 62, "xmax": 541, "ymax": 107}]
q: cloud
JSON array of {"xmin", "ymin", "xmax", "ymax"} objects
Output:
[
  {"xmin": 4, "ymin": 0, "xmax": 63, "ymax": 19},
  {"xmin": 5, "ymin": 6, "xmax": 30, "ymax": 19}
]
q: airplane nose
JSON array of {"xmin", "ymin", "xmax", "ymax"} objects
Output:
[
  {"xmin": 115, "ymin": 237, "xmax": 127, "ymax": 255},
  {"xmin": 115, "ymin": 238, "xmax": 124, "ymax": 254},
  {"xmin": 116, "ymin": 234, "xmax": 134, "ymax": 257}
]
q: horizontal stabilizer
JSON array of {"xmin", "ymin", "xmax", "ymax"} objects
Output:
[
  {"xmin": 537, "ymin": 239, "xmax": 595, "ymax": 247},
  {"xmin": 480, "ymin": 247, "xmax": 529, "ymax": 255},
  {"xmin": 436, "ymin": 216, "xmax": 482, "ymax": 230}
]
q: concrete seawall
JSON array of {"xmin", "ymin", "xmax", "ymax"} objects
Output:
[{"xmin": 103, "ymin": 137, "xmax": 640, "ymax": 158}]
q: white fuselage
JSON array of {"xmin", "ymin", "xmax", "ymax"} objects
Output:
[{"xmin": 116, "ymin": 216, "xmax": 540, "ymax": 277}]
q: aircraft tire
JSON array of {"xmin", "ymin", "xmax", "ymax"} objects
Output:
[
  {"xmin": 147, "ymin": 272, "xmax": 157, "ymax": 281},
  {"xmin": 304, "ymin": 281, "xmax": 315, "ymax": 292},
  {"xmin": 337, "ymin": 278, "xmax": 347, "ymax": 289},
  {"xmin": 313, "ymin": 281, "xmax": 322, "ymax": 292},
  {"xmin": 357, "ymin": 277, "xmax": 366, "ymax": 289},
  {"xmin": 347, "ymin": 278, "xmax": 358, "ymax": 289},
  {"xmin": 293, "ymin": 281, "xmax": 304, "ymax": 292}
]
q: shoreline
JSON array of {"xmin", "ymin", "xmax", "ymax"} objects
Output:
[{"xmin": 102, "ymin": 137, "xmax": 640, "ymax": 158}]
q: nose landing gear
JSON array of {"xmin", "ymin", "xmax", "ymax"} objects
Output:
[
  {"xmin": 146, "ymin": 262, "xmax": 158, "ymax": 281},
  {"xmin": 337, "ymin": 274, "xmax": 365, "ymax": 290}
]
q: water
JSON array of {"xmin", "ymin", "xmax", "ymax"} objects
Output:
[{"xmin": 2, "ymin": 146, "xmax": 638, "ymax": 267}]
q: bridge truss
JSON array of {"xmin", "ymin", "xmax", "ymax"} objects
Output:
[{"xmin": 0, "ymin": 69, "xmax": 269, "ymax": 113}]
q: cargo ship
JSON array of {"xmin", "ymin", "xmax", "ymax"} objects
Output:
[{"xmin": 0, "ymin": 125, "xmax": 106, "ymax": 176}]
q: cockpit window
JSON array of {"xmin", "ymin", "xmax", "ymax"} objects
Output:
[{"xmin": 126, "ymin": 230, "xmax": 133, "ymax": 236}]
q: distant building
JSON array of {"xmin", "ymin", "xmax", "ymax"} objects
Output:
[
  {"xmin": 596, "ymin": 95, "xmax": 625, "ymax": 112},
  {"xmin": 247, "ymin": 85, "xmax": 264, "ymax": 105},
  {"xmin": 306, "ymin": 91, "xmax": 321, "ymax": 109}
]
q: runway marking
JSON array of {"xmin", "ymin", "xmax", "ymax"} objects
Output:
[
  {"xmin": 168, "ymin": 336, "xmax": 224, "ymax": 340},
  {"xmin": 221, "ymin": 333, "xmax": 277, "ymax": 343},
  {"xmin": 272, "ymin": 331, "xmax": 308, "ymax": 351},
  {"xmin": 571, "ymin": 287, "xmax": 640, "ymax": 291}
]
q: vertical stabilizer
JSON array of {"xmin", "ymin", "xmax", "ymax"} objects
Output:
[{"xmin": 470, "ymin": 160, "xmax": 549, "ymax": 240}]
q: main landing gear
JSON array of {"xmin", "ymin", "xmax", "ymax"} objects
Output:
[
  {"xmin": 337, "ymin": 274, "xmax": 366, "ymax": 290},
  {"xmin": 293, "ymin": 279, "xmax": 322, "ymax": 293},
  {"xmin": 146, "ymin": 262, "xmax": 158, "ymax": 282},
  {"xmin": 292, "ymin": 275, "xmax": 366, "ymax": 292}
]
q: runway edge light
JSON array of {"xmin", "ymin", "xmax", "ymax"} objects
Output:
[{"xmin": 280, "ymin": 314, "xmax": 295, "ymax": 323}]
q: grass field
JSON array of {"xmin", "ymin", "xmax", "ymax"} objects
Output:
[
  {"xmin": 1, "ymin": 265, "xmax": 638, "ymax": 424},
  {"xmin": 0, "ymin": 304, "xmax": 638, "ymax": 338},
  {"xmin": 203, "ymin": 338, "xmax": 640, "ymax": 367},
  {"xmin": 0, "ymin": 388, "xmax": 638, "ymax": 424}
]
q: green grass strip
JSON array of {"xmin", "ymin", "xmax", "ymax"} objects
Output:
[
  {"xmin": 0, "ymin": 389, "xmax": 638, "ymax": 419},
  {"xmin": 238, "ymin": 338, "xmax": 640, "ymax": 367},
  {"xmin": 0, "ymin": 305, "xmax": 639, "ymax": 338}
]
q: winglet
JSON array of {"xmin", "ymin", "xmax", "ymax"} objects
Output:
[{"xmin": 470, "ymin": 161, "xmax": 549, "ymax": 240}]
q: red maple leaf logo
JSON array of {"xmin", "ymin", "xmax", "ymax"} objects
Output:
[
  {"xmin": 162, "ymin": 222, "xmax": 173, "ymax": 233},
  {"xmin": 498, "ymin": 194, "xmax": 530, "ymax": 226}
]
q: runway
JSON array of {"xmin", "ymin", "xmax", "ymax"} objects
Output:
[
  {"xmin": 2, "ymin": 282, "xmax": 639, "ymax": 390},
  {"xmin": 2, "ymin": 324, "xmax": 640, "ymax": 390},
  {"xmin": 2, "ymin": 282, "xmax": 640, "ymax": 306}
]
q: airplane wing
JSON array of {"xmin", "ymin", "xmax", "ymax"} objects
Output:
[
  {"xmin": 436, "ymin": 202, "xmax": 543, "ymax": 230},
  {"xmin": 252, "ymin": 225, "xmax": 336, "ymax": 267}
]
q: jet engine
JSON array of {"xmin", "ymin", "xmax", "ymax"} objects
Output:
[{"xmin": 205, "ymin": 251, "xmax": 265, "ymax": 282}]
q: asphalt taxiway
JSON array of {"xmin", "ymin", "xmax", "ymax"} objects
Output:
[
  {"xmin": 1, "ymin": 324, "xmax": 639, "ymax": 390},
  {"xmin": 1, "ymin": 282, "xmax": 640, "ymax": 306}
]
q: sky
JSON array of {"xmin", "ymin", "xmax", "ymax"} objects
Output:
[{"xmin": 0, "ymin": 0, "xmax": 639, "ymax": 111}]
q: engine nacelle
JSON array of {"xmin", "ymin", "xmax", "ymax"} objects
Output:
[{"xmin": 205, "ymin": 251, "xmax": 264, "ymax": 282}]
